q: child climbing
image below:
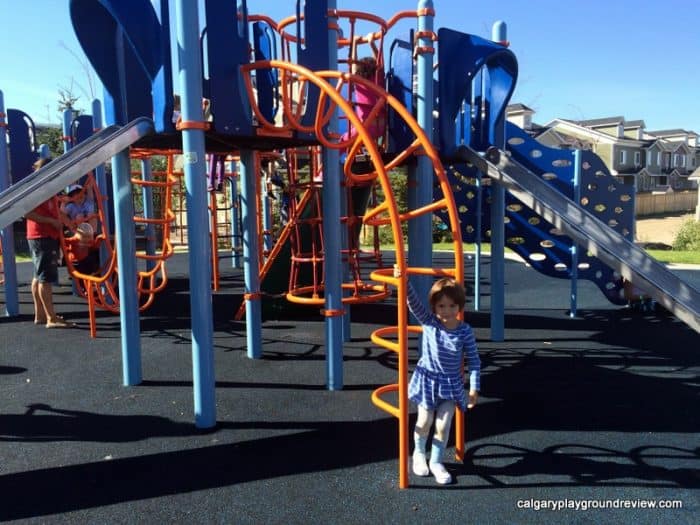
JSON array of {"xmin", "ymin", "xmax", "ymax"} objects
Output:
[
  {"xmin": 394, "ymin": 265, "xmax": 481, "ymax": 485},
  {"xmin": 60, "ymin": 183, "xmax": 100, "ymax": 275},
  {"xmin": 344, "ymin": 32, "xmax": 386, "ymax": 143}
]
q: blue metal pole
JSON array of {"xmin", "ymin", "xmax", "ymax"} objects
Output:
[
  {"xmin": 240, "ymin": 149, "xmax": 262, "ymax": 358},
  {"xmin": 112, "ymin": 149, "xmax": 142, "ymax": 385},
  {"xmin": 91, "ymin": 99, "xmax": 111, "ymax": 268},
  {"xmin": 140, "ymin": 158, "xmax": 157, "ymax": 271},
  {"xmin": 489, "ymin": 21, "xmax": 506, "ymax": 342},
  {"xmin": 410, "ymin": 0, "xmax": 435, "ymax": 310},
  {"xmin": 62, "ymin": 109, "xmax": 73, "ymax": 155},
  {"xmin": 0, "ymin": 90, "xmax": 19, "ymax": 316},
  {"xmin": 229, "ymin": 159, "xmax": 242, "ymax": 269},
  {"xmin": 323, "ymin": 0, "xmax": 344, "ymax": 389},
  {"xmin": 473, "ymin": 71, "xmax": 484, "ymax": 312},
  {"xmin": 570, "ymin": 149, "xmax": 581, "ymax": 317},
  {"xmin": 474, "ymin": 171, "xmax": 482, "ymax": 311},
  {"xmin": 110, "ymin": 26, "xmax": 141, "ymax": 385},
  {"xmin": 175, "ymin": 0, "xmax": 216, "ymax": 428}
]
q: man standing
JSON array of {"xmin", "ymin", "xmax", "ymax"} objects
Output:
[{"xmin": 24, "ymin": 158, "xmax": 75, "ymax": 328}]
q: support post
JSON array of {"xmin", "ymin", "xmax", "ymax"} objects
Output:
[
  {"xmin": 488, "ymin": 21, "xmax": 506, "ymax": 342},
  {"xmin": 409, "ymin": 0, "xmax": 435, "ymax": 309},
  {"xmin": 112, "ymin": 149, "xmax": 142, "ymax": 386},
  {"xmin": 570, "ymin": 149, "xmax": 581, "ymax": 317},
  {"xmin": 0, "ymin": 90, "xmax": 19, "ymax": 316},
  {"xmin": 175, "ymin": 0, "xmax": 216, "ymax": 428},
  {"xmin": 323, "ymin": 0, "xmax": 344, "ymax": 389},
  {"xmin": 240, "ymin": 149, "xmax": 262, "ymax": 359}
]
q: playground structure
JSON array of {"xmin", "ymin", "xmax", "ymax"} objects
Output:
[{"xmin": 1, "ymin": 0, "xmax": 699, "ymax": 490}]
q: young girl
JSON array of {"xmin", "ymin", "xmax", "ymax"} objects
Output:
[
  {"xmin": 343, "ymin": 34, "xmax": 386, "ymax": 142},
  {"xmin": 395, "ymin": 267, "xmax": 481, "ymax": 484}
]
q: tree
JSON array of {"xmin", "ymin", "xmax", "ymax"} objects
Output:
[
  {"xmin": 57, "ymin": 81, "xmax": 83, "ymax": 118},
  {"xmin": 35, "ymin": 126, "xmax": 63, "ymax": 159}
]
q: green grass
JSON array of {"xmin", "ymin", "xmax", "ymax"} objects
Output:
[{"xmin": 645, "ymin": 250, "xmax": 700, "ymax": 265}]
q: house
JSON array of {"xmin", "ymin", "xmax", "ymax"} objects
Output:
[{"xmin": 506, "ymin": 105, "xmax": 699, "ymax": 195}]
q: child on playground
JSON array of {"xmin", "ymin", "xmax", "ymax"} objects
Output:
[
  {"xmin": 60, "ymin": 183, "xmax": 100, "ymax": 275},
  {"xmin": 394, "ymin": 265, "xmax": 481, "ymax": 485},
  {"xmin": 344, "ymin": 33, "xmax": 386, "ymax": 142},
  {"xmin": 62, "ymin": 183, "xmax": 96, "ymax": 231}
]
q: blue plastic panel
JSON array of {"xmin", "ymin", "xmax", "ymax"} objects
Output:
[
  {"xmin": 296, "ymin": 0, "xmax": 329, "ymax": 130},
  {"xmin": 70, "ymin": 0, "xmax": 166, "ymax": 127},
  {"xmin": 204, "ymin": 0, "xmax": 252, "ymax": 135},
  {"xmin": 386, "ymin": 34, "xmax": 414, "ymax": 155},
  {"xmin": 6, "ymin": 109, "xmax": 38, "ymax": 183},
  {"xmin": 253, "ymin": 20, "xmax": 279, "ymax": 124},
  {"xmin": 71, "ymin": 115, "xmax": 94, "ymax": 145},
  {"xmin": 437, "ymin": 28, "xmax": 517, "ymax": 156}
]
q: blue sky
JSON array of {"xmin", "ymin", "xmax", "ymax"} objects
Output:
[{"xmin": 1, "ymin": 0, "xmax": 698, "ymax": 133}]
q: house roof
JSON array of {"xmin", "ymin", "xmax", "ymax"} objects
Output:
[
  {"xmin": 506, "ymin": 103, "xmax": 535, "ymax": 113},
  {"xmin": 650, "ymin": 140, "xmax": 677, "ymax": 152},
  {"xmin": 624, "ymin": 120, "xmax": 645, "ymax": 129},
  {"xmin": 575, "ymin": 116, "xmax": 625, "ymax": 127},
  {"xmin": 646, "ymin": 129, "xmax": 690, "ymax": 137}
]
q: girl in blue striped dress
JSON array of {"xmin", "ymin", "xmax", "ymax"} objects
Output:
[{"xmin": 396, "ymin": 269, "xmax": 481, "ymax": 484}]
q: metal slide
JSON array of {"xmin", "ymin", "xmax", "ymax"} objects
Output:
[
  {"xmin": 459, "ymin": 145, "xmax": 700, "ymax": 334},
  {"xmin": 0, "ymin": 117, "xmax": 155, "ymax": 230}
]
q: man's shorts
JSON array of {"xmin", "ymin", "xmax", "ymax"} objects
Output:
[{"xmin": 28, "ymin": 238, "xmax": 59, "ymax": 284}]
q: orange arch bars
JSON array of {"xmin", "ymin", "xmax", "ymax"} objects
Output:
[{"xmin": 238, "ymin": 60, "xmax": 464, "ymax": 488}]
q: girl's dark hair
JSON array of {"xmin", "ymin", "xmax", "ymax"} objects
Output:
[
  {"xmin": 355, "ymin": 57, "xmax": 378, "ymax": 79},
  {"xmin": 428, "ymin": 278, "xmax": 466, "ymax": 311}
]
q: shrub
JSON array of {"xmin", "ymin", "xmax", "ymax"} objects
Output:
[{"xmin": 672, "ymin": 219, "xmax": 700, "ymax": 251}]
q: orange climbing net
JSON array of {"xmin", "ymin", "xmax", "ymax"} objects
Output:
[{"xmin": 60, "ymin": 151, "xmax": 177, "ymax": 337}]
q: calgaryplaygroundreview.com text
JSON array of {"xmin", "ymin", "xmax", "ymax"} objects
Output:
[{"xmin": 516, "ymin": 498, "xmax": 684, "ymax": 512}]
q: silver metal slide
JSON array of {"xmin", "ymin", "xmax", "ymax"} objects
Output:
[
  {"xmin": 459, "ymin": 145, "xmax": 700, "ymax": 334},
  {"xmin": 0, "ymin": 117, "xmax": 154, "ymax": 230}
]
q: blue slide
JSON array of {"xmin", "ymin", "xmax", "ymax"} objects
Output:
[
  {"xmin": 0, "ymin": 118, "xmax": 154, "ymax": 230},
  {"xmin": 460, "ymin": 145, "xmax": 700, "ymax": 333}
]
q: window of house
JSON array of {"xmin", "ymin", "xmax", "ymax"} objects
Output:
[
  {"xmin": 619, "ymin": 150, "xmax": 627, "ymax": 164},
  {"xmin": 646, "ymin": 150, "xmax": 652, "ymax": 166},
  {"xmin": 657, "ymin": 152, "xmax": 662, "ymax": 165},
  {"xmin": 659, "ymin": 176, "xmax": 667, "ymax": 185},
  {"xmin": 674, "ymin": 154, "xmax": 681, "ymax": 167},
  {"xmin": 634, "ymin": 151, "xmax": 641, "ymax": 166}
]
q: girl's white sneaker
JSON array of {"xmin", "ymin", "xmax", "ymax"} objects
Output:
[{"xmin": 429, "ymin": 462, "xmax": 452, "ymax": 484}]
